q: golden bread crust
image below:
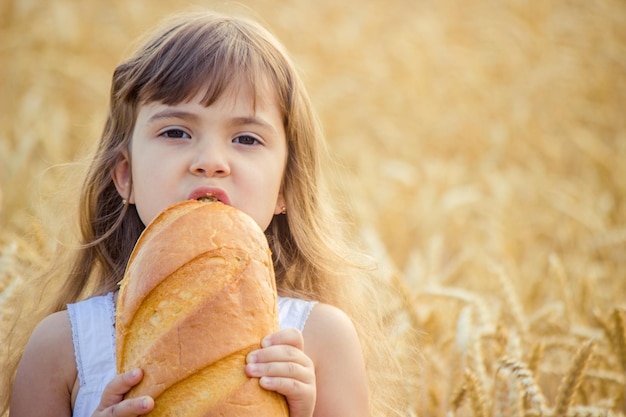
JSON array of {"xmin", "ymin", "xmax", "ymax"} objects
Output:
[{"xmin": 116, "ymin": 200, "xmax": 288, "ymax": 416}]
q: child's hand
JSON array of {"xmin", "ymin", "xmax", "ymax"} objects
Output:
[
  {"xmin": 91, "ymin": 369, "xmax": 154, "ymax": 417},
  {"xmin": 245, "ymin": 328, "xmax": 316, "ymax": 417}
]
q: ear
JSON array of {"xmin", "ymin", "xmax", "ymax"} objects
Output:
[
  {"xmin": 111, "ymin": 150, "xmax": 134, "ymax": 204},
  {"xmin": 273, "ymin": 192, "xmax": 286, "ymax": 215}
]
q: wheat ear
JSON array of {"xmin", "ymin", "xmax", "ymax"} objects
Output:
[
  {"xmin": 548, "ymin": 253, "xmax": 573, "ymax": 326},
  {"xmin": 610, "ymin": 309, "xmax": 626, "ymax": 372},
  {"xmin": 592, "ymin": 309, "xmax": 614, "ymax": 344},
  {"xmin": 611, "ymin": 309, "xmax": 626, "ymax": 417},
  {"xmin": 449, "ymin": 377, "xmax": 467, "ymax": 414},
  {"xmin": 449, "ymin": 368, "xmax": 490, "ymax": 417},
  {"xmin": 554, "ymin": 339, "xmax": 596, "ymax": 417},
  {"xmin": 527, "ymin": 341, "xmax": 545, "ymax": 377},
  {"xmin": 468, "ymin": 369, "xmax": 491, "ymax": 417},
  {"xmin": 499, "ymin": 357, "xmax": 546, "ymax": 416},
  {"xmin": 494, "ymin": 359, "xmax": 525, "ymax": 417},
  {"xmin": 565, "ymin": 405, "xmax": 616, "ymax": 416},
  {"xmin": 489, "ymin": 263, "xmax": 528, "ymax": 344},
  {"xmin": 390, "ymin": 272, "xmax": 422, "ymax": 333}
]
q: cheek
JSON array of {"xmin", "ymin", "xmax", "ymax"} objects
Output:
[
  {"xmin": 254, "ymin": 168, "xmax": 284, "ymax": 206},
  {"xmin": 129, "ymin": 168, "xmax": 165, "ymax": 222},
  {"xmin": 268, "ymin": 155, "xmax": 287, "ymax": 189}
]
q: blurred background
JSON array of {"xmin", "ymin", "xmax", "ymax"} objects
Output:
[{"xmin": 1, "ymin": 0, "xmax": 625, "ymax": 415}]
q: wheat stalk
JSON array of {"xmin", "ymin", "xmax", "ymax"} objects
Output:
[
  {"xmin": 588, "ymin": 227, "xmax": 626, "ymax": 251},
  {"xmin": 494, "ymin": 360, "xmax": 523, "ymax": 417},
  {"xmin": 499, "ymin": 357, "xmax": 547, "ymax": 416},
  {"xmin": 488, "ymin": 262, "xmax": 528, "ymax": 343},
  {"xmin": 563, "ymin": 405, "xmax": 618, "ymax": 416},
  {"xmin": 527, "ymin": 341, "xmax": 545, "ymax": 377},
  {"xmin": 549, "ymin": 253, "xmax": 573, "ymax": 327},
  {"xmin": 528, "ymin": 302, "xmax": 568, "ymax": 334},
  {"xmin": 470, "ymin": 332, "xmax": 492, "ymax": 397},
  {"xmin": 390, "ymin": 272, "xmax": 423, "ymax": 334},
  {"xmin": 449, "ymin": 374, "xmax": 468, "ymax": 413},
  {"xmin": 593, "ymin": 310, "xmax": 615, "ymax": 344},
  {"xmin": 495, "ymin": 322, "xmax": 510, "ymax": 358},
  {"xmin": 610, "ymin": 309, "xmax": 626, "ymax": 416},
  {"xmin": 554, "ymin": 339, "xmax": 596, "ymax": 417},
  {"xmin": 450, "ymin": 369, "xmax": 490, "ymax": 417},
  {"xmin": 610, "ymin": 309, "xmax": 626, "ymax": 372},
  {"xmin": 418, "ymin": 286, "xmax": 493, "ymax": 330}
]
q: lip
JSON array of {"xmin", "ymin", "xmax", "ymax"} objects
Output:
[{"xmin": 188, "ymin": 187, "xmax": 230, "ymax": 205}]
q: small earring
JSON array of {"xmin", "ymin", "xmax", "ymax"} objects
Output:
[
  {"xmin": 281, "ymin": 206, "xmax": 287, "ymax": 215},
  {"xmin": 122, "ymin": 199, "xmax": 127, "ymax": 206}
]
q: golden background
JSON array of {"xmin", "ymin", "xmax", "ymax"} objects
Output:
[{"xmin": 1, "ymin": 0, "xmax": 625, "ymax": 415}]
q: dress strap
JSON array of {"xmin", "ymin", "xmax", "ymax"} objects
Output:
[
  {"xmin": 67, "ymin": 293, "xmax": 117, "ymax": 417},
  {"xmin": 278, "ymin": 296, "xmax": 318, "ymax": 332}
]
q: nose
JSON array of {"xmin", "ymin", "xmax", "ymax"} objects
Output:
[{"xmin": 189, "ymin": 141, "xmax": 231, "ymax": 177}]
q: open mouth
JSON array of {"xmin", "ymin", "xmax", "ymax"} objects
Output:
[
  {"xmin": 188, "ymin": 188, "xmax": 229, "ymax": 205},
  {"xmin": 197, "ymin": 195, "xmax": 219, "ymax": 203}
]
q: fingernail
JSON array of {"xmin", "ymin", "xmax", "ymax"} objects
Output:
[
  {"xmin": 141, "ymin": 397, "xmax": 150, "ymax": 409},
  {"xmin": 247, "ymin": 363, "xmax": 259, "ymax": 375},
  {"xmin": 259, "ymin": 376, "xmax": 272, "ymax": 388},
  {"xmin": 131, "ymin": 368, "xmax": 139, "ymax": 377},
  {"xmin": 261, "ymin": 337, "xmax": 271, "ymax": 348},
  {"xmin": 247, "ymin": 353, "xmax": 257, "ymax": 363}
]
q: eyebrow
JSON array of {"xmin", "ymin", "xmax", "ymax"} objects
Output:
[
  {"xmin": 146, "ymin": 110, "xmax": 278, "ymax": 135},
  {"xmin": 228, "ymin": 116, "xmax": 278, "ymax": 135},
  {"xmin": 147, "ymin": 109, "xmax": 200, "ymax": 124}
]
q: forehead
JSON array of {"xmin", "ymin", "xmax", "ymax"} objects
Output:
[
  {"xmin": 140, "ymin": 74, "xmax": 280, "ymax": 116},
  {"xmin": 140, "ymin": 69, "xmax": 282, "ymax": 117}
]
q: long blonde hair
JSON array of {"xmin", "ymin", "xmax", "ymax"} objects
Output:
[{"xmin": 3, "ymin": 11, "xmax": 414, "ymax": 416}]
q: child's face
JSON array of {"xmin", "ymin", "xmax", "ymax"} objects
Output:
[{"xmin": 113, "ymin": 80, "xmax": 288, "ymax": 231}]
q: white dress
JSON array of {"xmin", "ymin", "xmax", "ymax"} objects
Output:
[{"xmin": 67, "ymin": 292, "xmax": 316, "ymax": 417}]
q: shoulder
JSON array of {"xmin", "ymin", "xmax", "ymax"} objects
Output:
[
  {"xmin": 11, "ymin": 310, "xmax": 76, "ymax": 415},
  {"xmin": 303, "ymin": 303, "xmax": 356, "ymax": 338},
  {"xmin": 302, "ymin": 303, "xmax": 361, "ymax": 366},
  {"xmin": 22, "ymin": 310, "xmax": 74, "ymax": 363},
  {"xmin": 302, "ymin": 303, "xmax": 370, "ymax": 416},
  {"xmin": 19, "ymin": 310, "xmax": 75, "ymax": 377}
]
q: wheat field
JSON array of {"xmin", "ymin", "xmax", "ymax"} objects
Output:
[{"xmin": 1, "ymin": 0, "xmax": 625, "ymax": 416}]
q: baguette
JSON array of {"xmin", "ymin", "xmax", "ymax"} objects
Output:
[{"xmin": 116, "ymin": 199, "xmax": 289, "ymax": 416}]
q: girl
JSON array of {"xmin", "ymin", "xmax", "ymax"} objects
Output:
[{"xmin": 8, "ymin": 9, "xmax": 408, "ymax": 417}]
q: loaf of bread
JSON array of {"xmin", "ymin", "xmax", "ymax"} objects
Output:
[{"xmin": 116, "ymin": 199, "xmax": 289, "ymax": 416}]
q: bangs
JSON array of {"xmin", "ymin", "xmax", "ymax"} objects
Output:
[{"xmin": 118, "ymin": 14, "xmax": 290, "ymax": 113}]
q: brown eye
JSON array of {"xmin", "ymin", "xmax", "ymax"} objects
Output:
[
  {"xmin": 161, "ymin": 129, "xmax": 190, "ymax": 139},
  {"xmin": 233, "ymin": 135, "xmax": 259, "ymax": 145}
]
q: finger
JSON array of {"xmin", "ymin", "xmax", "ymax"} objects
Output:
[
  {"xmin": 98, "ymin": 369, "xmax": 142, "ymax": 407},
  {"xmin": 261, "ymin": 328, "xmax": 304, "ymax": 350},
  {"xmin": 247, "ymin": 344, "xmax": 312, "ymax": 368},
  {"xmin": 258, "ymin": 375, "xmax": 315, "ymax": 399},
  {"xmin": 95, "ymin": 369, "xmax": 154, "ymax": 416},
  {"xmin": 259, "ymin": 375, "xmax": 316, "ymax": 417},
  {"xmin": 104, "ymin": 396, "xmax": 154, "ymax": 416},
  {"xmin": 246, "ymin": 360, "xmax": 314, "ymax": 384}
]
